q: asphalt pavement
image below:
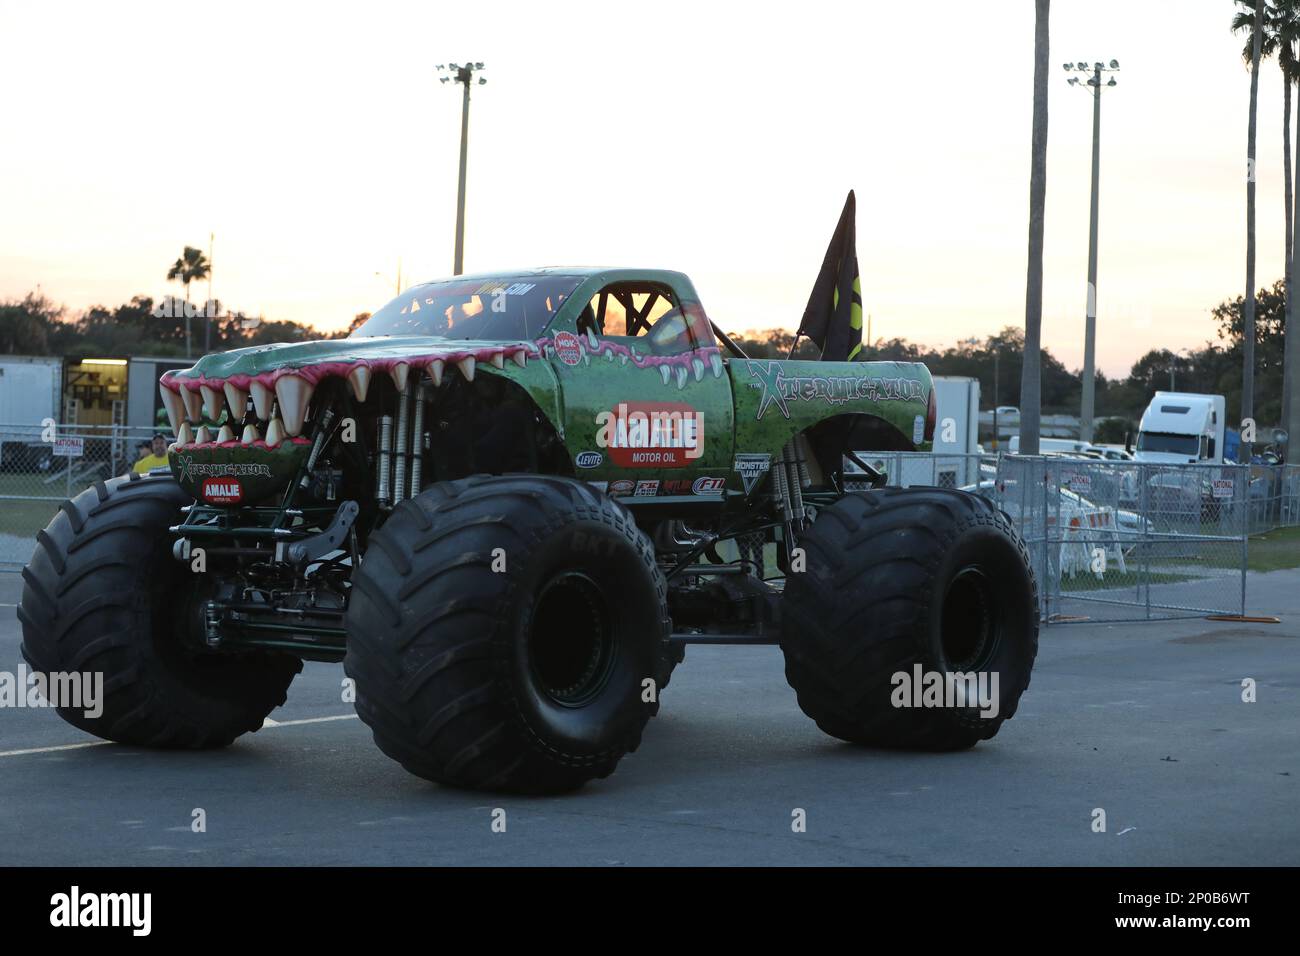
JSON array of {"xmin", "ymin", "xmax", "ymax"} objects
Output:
[{"xmin": 0, "ymin": 571, "xmax": 1296, "ymax": 866}]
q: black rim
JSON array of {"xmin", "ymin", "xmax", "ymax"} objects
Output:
[
  {"xmin": 529, "ymin": 571, "xmax": 616, "ymax": 706},
  {"xmin": 940, "ymin": 566, "xmax": 998, "ymax": 672}
]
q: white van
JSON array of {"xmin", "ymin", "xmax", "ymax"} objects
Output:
[
  {"xmin": 1008, "ymin": 436, "xmax": 1097, "ymax": 456},
  {"xmin": 1134, "ymin": 392, "xmax": 1225, "ymax": 464}
]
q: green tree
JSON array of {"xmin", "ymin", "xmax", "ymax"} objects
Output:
[{"xmin": 165, "ymin": 245, "xmax": 212, "ymax": 358}]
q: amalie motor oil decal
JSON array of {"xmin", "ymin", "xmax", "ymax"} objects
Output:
[
  {"xmin": 595, "ymin": 401, "xmax": 703, "ymax": 468},
  {"xmin": 200, "ymin": 477, "xmax": 244, "ymax": 504}
]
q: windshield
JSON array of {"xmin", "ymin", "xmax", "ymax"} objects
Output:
[
  {"xmin": 353, "ymin": 276, "xmax": 581, "ymax": 340},
  {"xmin": 1137, "ymin": 431, "xmax": 1199, "ymax": 455}
]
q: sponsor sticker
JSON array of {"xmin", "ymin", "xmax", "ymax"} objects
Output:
[
  {"xmin": 633, "ymin": 480, "xmax": 660, "ymax": 497},
  {"xmin": 733, "ymin": 453, "xmax": 772, "ymax": 494},
  {"xmin": 595, "ymin": 401, "xmax": 703, "ymax": 467},
  {"xmin": 913, "ymin": 414, "xmax": 925, "ymax": 444},
  {"xmin": 575, "ymin": 451, "xmax": 603, "ymax": 468},
  {"xmin": 200, "ymin": 477, "xmax": 243, "ymax": 504},
  {"xmin": 659, "ymin": 479, "xmax": 693, "ymax": 495},
  {"xmin": 691, "ymin": 476, "xmax": 726, "ymax": 496},
  {"xmin": 554, "ymin": 330, "xmax": 583, "ymax": 366},
  {"xmin": 608, "ymin": 479, "xmax": 635, "ymax": 496}
]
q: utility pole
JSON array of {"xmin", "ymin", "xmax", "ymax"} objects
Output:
[
  {"xmin": 1064, "ymin": 59, "xmax": 1119, "ymax": 444},
  {"xmin": 438, "ymin": 63, "xmax": 486, "ymax": 276},
  {"xmin": 205, "ymin": 232, "xmax": 214, "ymax": 352}
]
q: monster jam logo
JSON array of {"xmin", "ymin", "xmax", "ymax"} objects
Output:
[
  {"xmin": 174, "ymin": 456, "xmax": 273, "ymax": 483},
  {"xmin": 745, "ymin": 360, "xmax": 925, "ymax": 420}
]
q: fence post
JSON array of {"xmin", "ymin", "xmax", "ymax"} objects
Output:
[
  {"xmin": 1240, "ymin": 465, "xmax": 1249, "ymax": 618},
  {"xmin": 1141, "ymin": 463, "xmax": 1150, "ymax": 621}
]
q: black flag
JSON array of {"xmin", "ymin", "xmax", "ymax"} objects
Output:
[{"xmin": 795, "ymin": 190, "xmax": 863, "ymax": 361}]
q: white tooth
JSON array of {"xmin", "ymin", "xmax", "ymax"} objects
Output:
[
  {"xmin": 675, "ymin": 367, "xmax": 688, "ymax": 389},
  {"xmin": 264, "ymin": 418, "xmax": 285, "ymax": 448},
  {"xmin": 347, "ymin": 366, "xmax": 372, "ymax": 402},
  {"xmin": 606, "ymin": 350, "xmax": 615, "ymax": 361},
  {"xmin": 427, "ymin": 359, "xmax": 444, "ymax": 386},
  {"xmin": 217, "ymin": 425, "xmax": 235, "ymax": 443},
  {"xmin": 195, "ymin": 425, "xmax": 212, "ymax": 444},
  {"xmin": 159, "ymin": 383, "xmax": 184, "ymax": 432},
  {"xmin": 709, "ymin": 352, "xmax": 724, "ymax": 377},
  {"xmin": 223, "ymin": 382, "xmax": 248, "ymax": 418},
  {"xmin": 250, "ymin": 381, "xmax": 274, "ymax": 420},
  {"xmin": 510, "ymin": 350, "xmax": 527, "ymax": 368},
  {"xmin": 200, "ymin": 385, "xmax": 223, "ymax": 422},
  {"xmin": 176, "ymin": 422, "xmax": 194, "ymax": 445},
  {"xmin": 389, "ymin": 362, "xmax": 410, "ymax": 392},
  {"xmin": 457, "ymin": 356, "xmax": 476, "ymax": 381},
  {"xmin": 660, "ymin": 365, "xmax": 672, "ymax": 386},
  {"xmin": 241, "ymin": 424, "xmax": 260, "ymax": 445},
  {"xmin": 490, "ymin": 351, "xmax": 505, "ymax": 369},
  {"xmin": 179, "ymin": 383, "xmax": 203, "ymax": 422},
  {"xmin": 274, "ymin": 375, "xmax": 314, "ymax": 437},
  {"xmin": 619, "ymin": 353, "xmax": 628, "ymax": 365},
  {"xmin": 692, "ymin": 357, "xmax": 705, "ymax": 382},
  {"xmin": 586, "ymin": 328, "xmax": 599, "ymax": 350},
  {"xmin": 167, "ymin": 442, "xmax": 179, "ymax": 454}
]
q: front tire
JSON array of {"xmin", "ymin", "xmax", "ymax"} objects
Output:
[
  {"xmin": 780, "ymin": 487, "xmax": 1038, "ymax": 750},
  {"xmin": 18, "ymin": 473, "xmax": 302, "ymax": 748},
  {"xmin": 344, "ymin": 475, "xmax": 674, "ymax": 793}
]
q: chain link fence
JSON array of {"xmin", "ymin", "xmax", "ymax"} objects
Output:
[
  {"xmin": 849, "ymin": 452, "xmax": 1300, "ymax": 624},
  {"xmin": 0, "ymin": 423, "xmax": 168, "ymax": 570}
]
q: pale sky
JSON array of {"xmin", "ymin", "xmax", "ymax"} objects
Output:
[{"xmin": 0, "ymin": 0, "xmax": 1290, "ymax": 379}]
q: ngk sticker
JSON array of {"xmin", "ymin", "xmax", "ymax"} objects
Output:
[
  {"xmin": 554, "ymin": 330, "xmax": 583, "ymax": 366},
  {"xmin": 595, "ymin": 401, "xmax": 703, "ymax": 467},
  {"xmin": 200, "ymin": 477, "xmax": 243, "ymax": 504}
]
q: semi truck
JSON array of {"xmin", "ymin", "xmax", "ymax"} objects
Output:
[{"xmin": 1133, "ymin": 392, "xmax": 1226, "ymax": 465}]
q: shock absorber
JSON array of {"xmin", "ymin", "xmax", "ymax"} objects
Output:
[
  {"xmin": 393, "ymin": 381, "xmax": 412, "ymax": 503},
  {"xmin": 410, "ymin": 382, "xmax": 427, "ymax": 497},
  {"xmin": 377, "ymin": 414, "xmax": 393, "ymax": 508}
]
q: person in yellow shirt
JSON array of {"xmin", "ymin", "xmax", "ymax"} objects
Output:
[{"xmin": 131, "ymin": 433, "xmax": 170, "ymax": 474}]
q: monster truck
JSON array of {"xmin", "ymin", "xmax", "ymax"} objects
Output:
[{"xmin": 18, "ymin": 268, "xmax": 1038, "ymax": 793}]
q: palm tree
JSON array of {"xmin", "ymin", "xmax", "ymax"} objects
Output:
[
  {"xmin": 1233, "ymin": 0, "xmax": 1266, "ymax": 454},
  {"xmin": 1019, "ymin": 0, "xmax": 1049, "ymax": 456},
  {"xmin": 166, "ymin": 245, "xmax": 211, "ymax": 358},
  {"xmin": 1278, "ymin": 0, "xmax": 1300, "ymax": 449}
]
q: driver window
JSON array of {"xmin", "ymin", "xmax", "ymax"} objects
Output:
[{"xmin": 581, "ymin": 283, "xmax": 693, "ymax": 354}]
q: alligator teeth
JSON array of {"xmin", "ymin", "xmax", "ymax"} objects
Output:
[
  {"xmin": 605, "ymin": 350, "xmax": 615, "ymax": 361},
  {"xmin": 241, "ymin": 423, "xmax": 260, "ymax": 445},
  {"xmin": 692, "ymin": 357, "xmax": 705, "ymax": 382},
  {"xmin": 709, "ymin": 352, "xmax": 724, "ymax": 377},
  {"xmin": 488, "ymin": 350, "xmax": 504, "ymax": 370},
  {"xmin": 274, "ymin": 374, "xmax": 314, "ymax": 437},
  {"xmin": 176, "ymin": 422, "xmax": 194, "ymax": 445},
  {"xmin": 195, "ymin": 425, "xmax": 212, "ymax": 444},
  {"xmin": 347, "ymin": 366, "xmax": 372, "ymax": 402},
  {"xmin": 619, "ymin": 353, "xmax": 628, "ymax": 365},
  {"xmin": 426, "ymin": 359, "xmax": 444, "ymax": 386},
  {"xmin": 200, "ymin": 385, "xmax": 223, "ymax": 422},
  {"xmin": 457, "ymin": 356, "xmax": 476, "ymax": 381},
  {"xmin": 510, "ymin": 350, "xmax": 527, "ymax": 368},
  {"xmin": 223, "ymin": 383, "xmax": 248, "ymax": 418},
  {"xmin": 586, "ymin": 328, "xmax": 599, "ymax": 350},
  {"xmin": 179, "ymin": 383, "xmax": 203, "ymax": 422},
  {"xmin": 389, "ymin": 362, "xmax": 410, "ymax": 392},
  {"xmin": 264, "ymin": 418, "xmax": 286, "ymax": 448},
  {"xmin": 216, "ymin": 425, "xmax": 235, "ymax": 443},
  {"xmin": 250, "ymin": 380, "xmax": 274, "ymax": 420},
  {"xmin": 675, "ymin": 366, "xmax": 688, "ymax": 389},
  {"xmin": 660, "ymin": 365, "xmax": 672, "ymax": 386},
  {"xmin": 159, "ymin": 383, "xmax": 184, "ymax": 433}
]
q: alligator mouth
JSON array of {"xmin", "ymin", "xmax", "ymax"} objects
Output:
[{"xmin": 159, "ymin": 344, "xmax": 540, "ymax": 450}]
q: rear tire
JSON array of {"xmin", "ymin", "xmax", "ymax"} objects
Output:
[
  {"xmin": 780, "ymin": 487, "xmax": 1038, "ymax": 750},
  {"xmin": 344, "ymin": 475, "xmax": 674, "ymax": 793},
  {"xmin": 18, "ymin": 473, "xmax": 302, "ymax": 748}
]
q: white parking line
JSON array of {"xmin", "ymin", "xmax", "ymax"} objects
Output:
[{"xmin": 0, "ymin": 713, "xmax": 359, "ymax": 758}]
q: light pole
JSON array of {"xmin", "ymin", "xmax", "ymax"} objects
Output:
[
  {"xmin": 1064, "ymin": 59, "xmax": 1120, "ymax": 444},
  {"xmin": 438, "ymin": 62, "xmax": 486, "ymax": 276}
]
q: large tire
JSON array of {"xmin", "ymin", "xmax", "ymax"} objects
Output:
[
  {"xmin": 17, "ymin": 473, "xmax": 302, "ymax": 747},
  {"xmin": 780, "ymin": 487, "xmax": 1038, "ymax": 750},
  {"xmin": 344, "ymin": 475, "xmax": 674, "ymax": 794}
]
